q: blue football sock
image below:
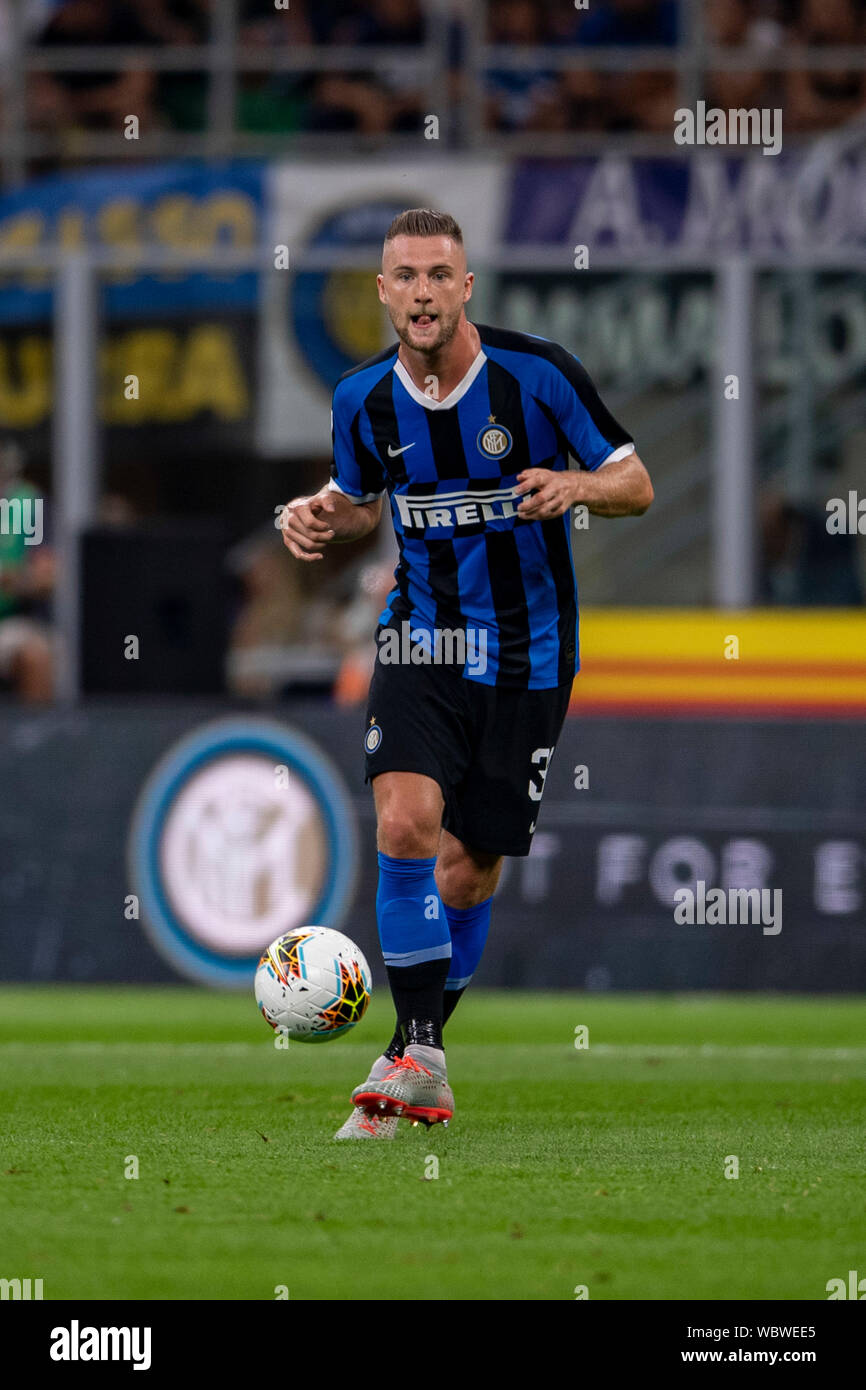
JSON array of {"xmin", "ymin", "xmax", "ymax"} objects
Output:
[
  {"xmin": 377, "ymin": 852, "xmax": 451, "ymax": 1046},
  {"xmin": 444, "ymin": 895, "xmax": 492, "ymax": 991},
  {"xmin": 376, "ymin": 852, "xmax": 451, "ymax": 968}
]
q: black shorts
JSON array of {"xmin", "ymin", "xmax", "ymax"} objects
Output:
[{"xmin": 362, "ymin": 635, "xmax": 572, "ymax": 857}]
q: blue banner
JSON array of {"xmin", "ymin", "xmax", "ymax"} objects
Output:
[{"xmin": 0, "ymin": 160, "xmax": 265, "ymax": 324}]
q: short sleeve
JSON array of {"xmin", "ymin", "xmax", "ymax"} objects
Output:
[
  {"xmin": 548, "ymin": 354, "xmax": 634, "ymax": 472},
  {"xmin": 328, "ymin": 386, "xmax": 387, "ymax": 504}
]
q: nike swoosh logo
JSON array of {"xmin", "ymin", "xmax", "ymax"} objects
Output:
[{"xmin": 387, "ymin": 443, "xmax": 415, "ymax": 457}]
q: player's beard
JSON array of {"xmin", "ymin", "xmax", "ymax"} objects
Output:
[{"xmin": 390, "ymin": 301, "xmax": 462, "ymax": 357}]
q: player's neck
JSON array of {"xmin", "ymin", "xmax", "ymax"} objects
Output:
[{"xmin": 398, "ymin": 318, "xmax": 480, "ymax": 401}]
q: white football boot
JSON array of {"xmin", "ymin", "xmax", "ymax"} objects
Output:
[
  {"xmin": 334, "ymin": 1055, "xmax": 398, "ymax": 1139},
  {"xmin": 350, "ymin": 1047, "xmax": 454, "ymax": 1127}
]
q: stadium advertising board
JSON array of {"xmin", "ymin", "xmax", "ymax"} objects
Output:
[
  {"xmin": 256, "ymin": 159, "xmax": 507, "ymax": 454},
  {"xmin": 505, "ymin": 151, "xmax": 866, "ymax": 253},
  {"xmin": 496, "ymin": 269, "xmax": 866, "ymax": 393},
  {"xmin": 0, "ymin": 162, "xmax": 263, "ymax": 449},
  {"xmin": 0, "ymin": 703, "xmax": 862, "ymax": 991},
  {"xmin": 3, "ymin": 155, "xmax": 863, "ymax": 452}
]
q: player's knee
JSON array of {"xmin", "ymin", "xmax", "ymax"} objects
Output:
[{"xmin": 377, "ymin": 807, "xmax": 440, "ymax": 860}]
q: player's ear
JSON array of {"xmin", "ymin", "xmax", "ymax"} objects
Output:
[
  {"xmin": 463, "ymin": 271, "xmax": 474, "ymax": 302},
  {"xmin": 376, "ymin": 273, "xmax": 387, "ymax": 303}
]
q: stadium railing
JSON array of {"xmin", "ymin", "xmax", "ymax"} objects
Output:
[{"xmin": 3, "ymin": 0, "xmax": 866, "ymax": 179}]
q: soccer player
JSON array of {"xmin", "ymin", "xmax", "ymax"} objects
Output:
[{"xmin": 281, "ymin": 208, "xmax": 653, "ymax": 1138}]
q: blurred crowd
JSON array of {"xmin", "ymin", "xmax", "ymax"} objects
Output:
[
  {"xmin": 487, "ymin": 0, "xmax": 866, "ymax": 135},
  {"xmin": 0, "ymin": 0, "xmax": 864, "ymax": 148}
]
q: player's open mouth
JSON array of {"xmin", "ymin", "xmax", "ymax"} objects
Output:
[{"xmin": 411, "ymin": 314, "xmax": 437, "ymax": 327}]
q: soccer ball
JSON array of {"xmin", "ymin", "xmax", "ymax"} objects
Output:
[{"xmin": 255, "ymin": 926, "xmax": 371, "ymax": 1043}]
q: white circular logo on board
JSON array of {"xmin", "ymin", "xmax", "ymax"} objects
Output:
[
  {"xmin": 159, "ymin": 753, "xmax": 327, "ymax": 955},
  {"xmin": 128, "ymin": 718, "xmax": 358, "ymax": 986}
]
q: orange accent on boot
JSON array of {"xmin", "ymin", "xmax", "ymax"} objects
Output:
[{"xmin": 383, "ymin": 1054, "xmax": 432, "ymax": 1081}]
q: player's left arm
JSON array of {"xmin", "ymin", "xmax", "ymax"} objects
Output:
[
  {"xmin": 515, "ymin": 349, "xmax": 653, "ymax": 520},
  {"xmin": 515, "ymin": 450, "xmax": 653, "ymax": 521}
]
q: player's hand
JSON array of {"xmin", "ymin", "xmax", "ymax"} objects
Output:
[
  {"xmin": 514, "ymin": 468, "xmax": 577, "ymax": 521},
  {"xmin": 280, "ymin": 494, "xmax": 337, "ymax": 561}
]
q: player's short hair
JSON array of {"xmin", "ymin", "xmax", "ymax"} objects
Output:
[{"xmin": 384, "ymin": 208, "xmax": 463, "ymax": 245}]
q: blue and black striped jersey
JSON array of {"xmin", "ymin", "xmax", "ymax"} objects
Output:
[{"xmin": 328, "ymin": 322, "xmax": 634, "ymax": 690}]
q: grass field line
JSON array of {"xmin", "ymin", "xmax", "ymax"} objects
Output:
[
  {"xmin": 592, "ymin": 1043, "xmax": 866, "ymax": 1059},
  {"xmin": 0, "ymin": 1041, "xmax": 864, "ymax": 1059}
]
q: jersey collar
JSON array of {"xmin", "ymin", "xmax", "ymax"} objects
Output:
[{"xmin": 394, "ymin": 348, "xmax": 487, "ymax": 411}]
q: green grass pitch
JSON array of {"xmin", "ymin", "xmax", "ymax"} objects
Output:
[{"xmin": 1, "ymin": 987, "xmax": 864, "ymax": 1301}]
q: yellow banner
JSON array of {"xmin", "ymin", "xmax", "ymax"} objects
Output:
[{"xmin": 573, "ymin": 610, "xmax": 866, "ymax": 715}]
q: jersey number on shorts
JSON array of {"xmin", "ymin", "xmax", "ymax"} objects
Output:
[{"xmin": 528, "ymin": 746, "xmax": 553, "ymax": 802}]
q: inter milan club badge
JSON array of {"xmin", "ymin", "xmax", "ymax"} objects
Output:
[
  {"xmin": 365, "ymin": 717, "xmax": 382, "ymax": 753},
  {"xmin": 476, "ymin": 415, "xmax": 513, "ymax": 460}
]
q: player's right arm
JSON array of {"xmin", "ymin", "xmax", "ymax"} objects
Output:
[
  {"xmin": 280, "ymin": 487, "xmax": 382, "ymax": 562},
  {"xmin": 280, "ymin": 379, "xmax": 386, "ymax": 562}
]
